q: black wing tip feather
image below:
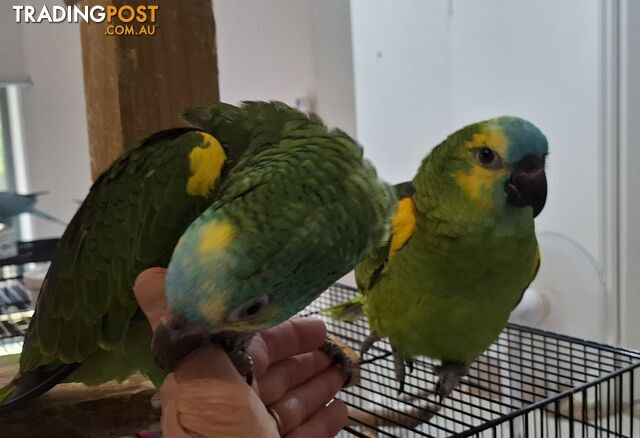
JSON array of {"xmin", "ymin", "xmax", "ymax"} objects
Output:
[
  {"xmin": 0, "ymin": 363, "xmax": 79, "ymax": 412},
  {"xmin": 394, "ymin": 181, "xmax": 415, "ymax": 198},
  {"xmin": 140, "ymin": 127, "xmax": 203, "ymax": 147}
]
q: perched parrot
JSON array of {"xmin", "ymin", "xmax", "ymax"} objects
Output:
[
  {"xmin": 0, "ymin": 101, "xmax": 394, "ymax": 410},
  {"xmin": 325, "ymin": 116, "xmax": 547, "ymax": 398},
  {"xmin": 0, "ymin": 191, "xmax": 66, "ymax": 226}
]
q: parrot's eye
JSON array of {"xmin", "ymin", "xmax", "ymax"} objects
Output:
[
  {"xmin": 228, "ymin": 295, "xmax": 271, "ymax": 322},
  {"xmin": 474, "ymin": 146, "xmax": 502, "ymax": 169}
]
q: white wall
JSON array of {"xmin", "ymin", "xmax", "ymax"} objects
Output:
[
  {"xmin": 308, "ymin": 0, "xmax": 356, "ymax": 137},
  {"xmin": 352, "ymin": 0, "xmax": 602, "ymax": 260},
  {"xmin": 214, "ymin": 0, "xmax": 356, "ymax": 134},
  {"xmin": 350, "ymin": 0, "xmax": 610, "ymax": 341},
  {"xmin": 0, "ymin": 4, "xmax": 28, "ymax": 84},
  {"xmin": 351, "ymin": 0, "xmax": 451, "ymax": 184},
  {"xmin": 12, "ymin": 0, "xmax": 91, "ymax": 239},
  {"xmin": 619, "ymin": 0, "xmax": 640, "ymax": 349},
  {"xmin": 450, "ymin": 0, "xmax": 602, "ymax": 267},
  {"xmin": 214, "ymin": 0, "xmax": 316, "ymax": 107}
]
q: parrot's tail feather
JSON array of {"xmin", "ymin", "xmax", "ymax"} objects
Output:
[
  {"xmin": 0, "ymin": 363, "xmax": 78, "ymax": 411},
  {"xmin": 30, "ymin": 208, "xmax": 67, "ymax": 226},
  {"xmin": 320, "ymin": 294, "xmax": 365, "ymax": 322}
]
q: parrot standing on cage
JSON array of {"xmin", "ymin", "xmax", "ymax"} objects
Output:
[
  {"xmin": 325, "ymin": 116, "xmax": 547, "ymax": 399},
  {"xmin": 0, "ymin": 101, "xmax": 394, "ymax": 410}
]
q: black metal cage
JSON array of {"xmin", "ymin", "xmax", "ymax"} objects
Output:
[
  {"xmin": 1, "ymin": 280, "xmax": 639, "ymax": 437},
  {"xmin": 301, "ymin": 284, "xmax": 640, "ymax": 438}
]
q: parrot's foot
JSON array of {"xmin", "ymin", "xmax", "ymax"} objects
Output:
[
  {"xmin": 391, "ymin": 347, "xmax": 414, "ymax": 394},
  {"xmin": 211, "ymin": 331, "xmax": 255, "ymax": 385},
  {"xmin": 152, "ymin": 315, "xmax": 209, "ymax": 370},
  {"xmin": 434, "ymin": 362, "xmax": 468, "ymax": 401},
  {"xmin": 360, "ymin": 332, "xmax": 382, "ymax": 357},
  {"xmin": 152, "ymin": 315, "xmax": 255, "ymax": 384},
  {"xmin": 320, "ymin": 335, "xmax": 360, "ymax": 387}
]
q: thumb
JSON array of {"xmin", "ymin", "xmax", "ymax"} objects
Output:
[
  {"xmin": 133, "ymin": 267, "xmax": 171, "ymax": 331},
  {"xmin": 133, "ymin": 267, "xmax": 244, "ymax": 382}
]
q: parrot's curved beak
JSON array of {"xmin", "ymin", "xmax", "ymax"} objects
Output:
[{"xmin": 505, "ymin": 155, "xmax": 547, "ymax": 217}]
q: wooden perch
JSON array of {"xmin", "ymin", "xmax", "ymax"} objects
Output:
[{"xmin": 0, "ymin": 356, "xmax": 158, "ymax": 437}]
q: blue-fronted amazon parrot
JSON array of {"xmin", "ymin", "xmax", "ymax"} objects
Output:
[
  {"xmin": 0, "ymin": 101, "xmax": 394, "ymax": 409},
  {"xmin": 325, "ymin": 116, "xmax": 547, "ymax": 398}
]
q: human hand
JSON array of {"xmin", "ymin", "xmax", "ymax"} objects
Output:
[{"xmin": 134, "ymin": 268, "xmax": 348, "ymax": 438}]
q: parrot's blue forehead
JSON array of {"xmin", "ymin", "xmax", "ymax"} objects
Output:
[{"xmin": 492, "ymin": 116, "xmax": 548, "ymax": 164}]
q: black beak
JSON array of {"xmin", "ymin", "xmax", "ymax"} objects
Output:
[{"xmin": 505, "ymin": 155, "xmax": 547, "ymax": 218}]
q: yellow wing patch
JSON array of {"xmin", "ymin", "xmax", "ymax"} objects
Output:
[
  {"xmin": 187, "ymin": 132, "xmax": 227, "ymax": 197},
  {"xmin": 454, "ymin": 128, "xmax": 509, "ymax": 211},
  {"xmin": 389, "ymin": 197, "xmax": 417, "ymax": 256},
  {"xmin": 199, "ymin": 220, "xmax": 235, "ymax": 254}
]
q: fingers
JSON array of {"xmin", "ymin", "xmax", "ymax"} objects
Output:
[
  {"xmin": 267, "ymin": 366, "xmax": 345, "ymax": 435},
  {"xmin": 163, "ymin": 365, "xmax": 280, "ymax": 438},
  {"xmin": 249, "ymin": 318, "xmax": 327, "ymax": 378},
  {"xmin": 286, "ymin": 400, "xmax": 348, "ymax": 438},
  {"xmin": 159, "ymin": 374, "xmax": 191, "ymax": 438},
  {"xmin": 258, "ymin": 350, "xmax": 333, "ymax": 405},
  {"xmin": 133, "ymin": 267, "xmax": 170, "ymax": 331}
]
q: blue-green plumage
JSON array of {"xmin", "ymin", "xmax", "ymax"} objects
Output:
[{"xmin": 166, "ymin": 103, "xmax": 394, "ymax": 334}]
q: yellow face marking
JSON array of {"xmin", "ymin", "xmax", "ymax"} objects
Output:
[
  {"xmin": 454, "ymin": 128, "xmax": 509, "ymax": 211},
  {"xmin": 390, "ymin": 197, "xmax": 417, "ymax": 256},
  {"xmin": 199, "ymin": 221, "xmax": 235, "ymax": 254},
  {"xmin": 464, "ymin": 129, "xmax": 507, "ymax": 156},
  {"xmin": 187, "ymin": 132, "xmax": 227, "ymax": 197},
  {"xmin": 198, "ymin": 292, "xmax": 228, "ymax": 325}
]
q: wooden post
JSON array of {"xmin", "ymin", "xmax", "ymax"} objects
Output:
[{"xmin": 80, "ymin": 0, "xmax": 219, "ymax": 179}]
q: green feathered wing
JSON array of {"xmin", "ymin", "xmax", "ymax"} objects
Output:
[
  {"xmin": 322, "ymin": 182, "xmax": 413, "ymax": 321},
  {"xmin": 0, "ymin": 128, "xmax": 227, "ymax": 409},
  {"xmin": 164, "ymin": 101, "xmax": 394, "ymax": 336}
]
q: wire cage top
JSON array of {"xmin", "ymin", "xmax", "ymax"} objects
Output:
[
  {"xmin": 0, "ymin": 280, "xmax": 638, "ymax": 437},
  {"xmin": 302, "ymin": 284, "xmax": 640, "ymax": 438}
]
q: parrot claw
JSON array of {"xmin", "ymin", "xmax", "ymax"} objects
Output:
[
  {"xmin": 320, "ymin": 335, "xmax": 360, "ymax": 387},
  {"xmin": 392, "ymin": 347, "xmax": 408, "ymax": 395},
  {"xmin": 360, "ymin": 333, "xmax": 382, "ymax": 357},
  {"xmin": 227, "ymin": 347, "xmax": 254, "ymax": 385},
  {"xmin": 406, "ymin": 358, "xmax": 414, "ymax": 374},
  {"xmin": 433, "ymin": 362, "xmax": 468, "ymax": 401},
  {"xmin": 152, "ymin": 315, "xmax": 209, "ymax": 370},
  {"xmin": 210, "ymin": 331, "xmax": 256, "ymax": 384}
]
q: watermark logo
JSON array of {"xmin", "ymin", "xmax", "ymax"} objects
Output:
[{"xmin": 12, "ymin": 4, "xmax": 159, "ymax": 36}]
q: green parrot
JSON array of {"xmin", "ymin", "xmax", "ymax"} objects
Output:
[
  {"xmin": 325, "ymin": 116, "xmax": 547, "ymax": 398},
  {"xmin": 0, "ymin": 101, "xmax": 394, "ymax": 410}
]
